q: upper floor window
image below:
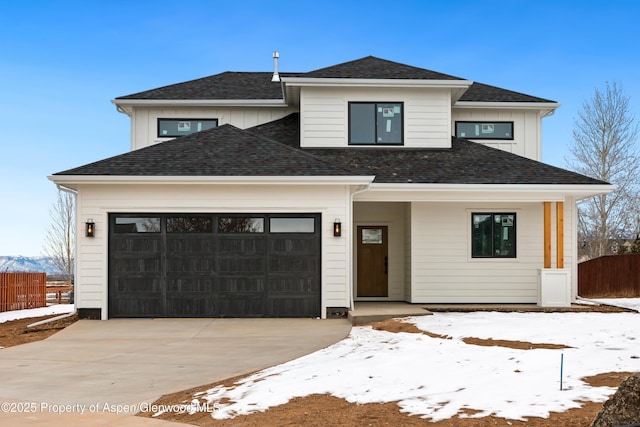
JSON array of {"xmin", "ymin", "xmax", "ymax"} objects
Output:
[
  {"xmin": 456, "ymin": 121, "xmax": 513, "ymax": 140},
  {"xmin": 349, "ymin": 102, "xmax": 403, "ymax": 145},
  {"xmin": 158, "ymin": 118, "xmax": 218, "ymax": 137}
]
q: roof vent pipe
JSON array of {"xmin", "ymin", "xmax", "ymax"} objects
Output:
[{"xmin": 271, "ymin": 51, "xmax": 280, "ymax": 82}]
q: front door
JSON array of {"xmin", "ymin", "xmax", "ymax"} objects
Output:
[{"xmin": 357, "ymin": 226, "xmax": 388, "ymax": 297}]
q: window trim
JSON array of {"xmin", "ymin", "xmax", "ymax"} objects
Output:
[
  {"xmin": 348, "ymin": 102, "xmax": 404, "ymax": 146},
  {"xmin": 157, "ymin": 118, "xmax": 218, "ymax": 138},
  {"xmin": 455, "ymin": 121, "xmax": 514, "ymax": 141},
  {"xmin": 470, "ymin": 212, "xmax": 517, "ymax": 259}
]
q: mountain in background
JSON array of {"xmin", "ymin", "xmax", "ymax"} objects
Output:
[{"xmin": 0, "ymin": 256, "xmax": 64, "ymax": 275}]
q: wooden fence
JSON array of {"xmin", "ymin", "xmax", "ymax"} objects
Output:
[
  {"xmin": 0, "ymin": 272, "xmax": 47, "ymax": 313},
  {"xmin": 578, "ymin": 254, "xmax": 640, "ymax": 298}
]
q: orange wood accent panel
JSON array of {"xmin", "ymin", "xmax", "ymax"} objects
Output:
[
  {"xmin": 556, "ymin": 202, "xmax": 564, "ymax": 268},
  {"xmin": 544, "ymin": 202, "xmax": 551, "ymax": 268}
]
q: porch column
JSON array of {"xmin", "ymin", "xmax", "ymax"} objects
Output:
[
  {"xmin": 556, "ymin": 202, "xmax": 564, "ymax": 268},
  {"xmin": 544, "ymin": 202, "xmax": 551, "ymax": 268},
  {"xmin": 543, "ymin": 201, "xmax": 565, "ymax": 268},
  {"xmin": 539, "ymin": 200, "xmax": 570, "ymax": 307}
]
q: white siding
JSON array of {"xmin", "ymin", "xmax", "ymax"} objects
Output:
[
  {"xmin": 451, "ymin": 108, "xmax": 542, "ymax": 161},
  {"xmin": 130, "ymin": 107, "xmax": 297, "ymax": 150},
  {"xmin": 300, "ymin": 87, "xmax": 451, "ymax": 148},
  {"xmin": 410, "ymin": 202, "xmax": 544, "ymax": 303},
  {"xmin": 74, "ymin": 184, "xmax": 351, "ymax": 319},
  {"xmin": 353, "ymin": 202, "xmax": 407, "ymax": 301}
]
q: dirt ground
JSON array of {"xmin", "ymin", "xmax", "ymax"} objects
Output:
[
  {"xmin": 0, "ymin": 312, "xmax": 78, "ymax": 348},
  {"xmin": 138, "ymin": 317, "xmax": 634, "ymax": 427},
  {"xmin": 0, "ymin": 309, "xmax": 633, "ymax": 426}
]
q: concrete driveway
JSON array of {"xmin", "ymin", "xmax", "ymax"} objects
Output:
[{"xmin": 0, "ymin": 318, "xmax": 351, "ymax": 424}]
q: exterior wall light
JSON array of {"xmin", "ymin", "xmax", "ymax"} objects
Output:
[
  {"xmin": 86, "ymin": 219, "xmax": 95, "ymax": 237},
  {"xmin": 333, "ymin": 219, "xmax": 342, "ymax": 237}
]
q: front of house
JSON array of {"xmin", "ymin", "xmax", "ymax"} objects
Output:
[{"xmin": 50, "ymin": 55, "xmax": 611, "ymax": 320}]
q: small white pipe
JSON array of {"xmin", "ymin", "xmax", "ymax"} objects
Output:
[
  {"xmin": 348, "ymin": 183, "xmax": 372, "ymax": 311},
  {"xmin": 30, "ymin": 184, "xmax": 81, "ymax": 326},
  {"xmin": 28, "ymin": 310, "xmax": 75, "ymax": 328}
]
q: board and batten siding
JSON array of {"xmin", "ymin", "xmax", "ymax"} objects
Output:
[
  {"xmin": 130, "ymin": 106, "xmax": 297, "ymax": 150},
  {"xmin": 451, "ymin": 108, "xmax": 542, "ymax": 161},
  {"xmin": 353, "ymin": 202, "xmax": 407, "ymax": 301},
  {"xmin": 74, "ymin": 183, "xmax": 351, "ymax": 319},
  {"xmin": 410, "ymin": 202, "xmax": 546, "ymax": 303},
  {"xmin": 300, "ymin": 86, "xmax": 451, "ymax": 148}
]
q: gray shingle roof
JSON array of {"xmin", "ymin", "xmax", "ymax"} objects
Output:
[
  {"xmin": 250, "ymin": 114, "xmax": 607, "ymax": 185},
  {"xmin": 459, "ymin": 82, "xmax": 555, "ymax": 103},
  {"xmin": 55, "ymin": 113, "xmax": 607, "ymax": 186},
  {"xmin": 115, "ymin": 56, "xmax": 555, "ymax": 103},
  {"xmin": 303, "ymin": 56, "xmax": 463, "ymax": 80},
  {"xmin": 53, "ymin": 124, "xmax": 360, "ymax": 177},
  {"xmin": 117, "ymin": 72, "xmax": 294, "ymax": 100}
]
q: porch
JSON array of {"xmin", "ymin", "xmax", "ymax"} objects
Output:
[
  {"xmin": 348, "ymin": 302, "xmax": 432, "ymax": 325},
  {"xmin": 348, "ymin": 301, "xmax": 629, "ymax": 326}
]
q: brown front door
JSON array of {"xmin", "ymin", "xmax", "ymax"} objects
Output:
[{"xmin": 357, "ymin": 226, "xmax": 388, "ymax": 297}]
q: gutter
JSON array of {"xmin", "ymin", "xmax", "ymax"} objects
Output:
[
  {"xmin": 29, "ymin": 185, "xmax": 79, "ymax": 327},
  {"xmin": 347, "ymin": 182, "xmax": 373, "ymax": 312}
]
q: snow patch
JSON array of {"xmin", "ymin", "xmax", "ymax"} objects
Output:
[
  {"xmin": 0, "ymin": 305, "xmax": 74, "ymax": 323},
  {"xmin": 192, "ymin": 312, "xmax": 640, "ymax": 422}
]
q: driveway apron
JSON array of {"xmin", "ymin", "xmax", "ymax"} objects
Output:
[{"xmin": 0, "ymin": 318, "xmax": 351, "ymax": 414}]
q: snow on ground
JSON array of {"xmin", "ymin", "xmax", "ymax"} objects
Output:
[
  {"xmin": 0, "ymin": 304, "xmax": 74, "ymax": 323},
  {"xmin": 185, "ymin": 312, "xmax": 639, "ymax": 422},
  {"xmin": 589, "ymin": 298, "xmax": 640, "ymax": 312}
]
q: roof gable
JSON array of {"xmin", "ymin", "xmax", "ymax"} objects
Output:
[{"xmin": 53, "ymin": 124, "xmax": 360, "ymax": 177}]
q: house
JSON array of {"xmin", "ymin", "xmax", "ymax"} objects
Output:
[{"xmin": 49, "ymin": 55, "xmax": 611, "ymax": 320}]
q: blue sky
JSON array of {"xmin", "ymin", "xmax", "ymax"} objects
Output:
[{"xmin": 1, "ymin": 0, "xmax": 639, "ymax": 256}]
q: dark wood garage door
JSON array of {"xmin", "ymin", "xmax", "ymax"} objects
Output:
[{"xmin": 108, "ymin": 214, "xmax": 321, "ymax": 318}]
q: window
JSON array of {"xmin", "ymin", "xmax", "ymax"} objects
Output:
[
  {"xmin": 158, "ymin": 118, "xmax": 218, "ymax": 137},
  {"xmin": 455, "ymin": 122, "xmax": 513, "ymax": 140},
  {"xmin": 349, "ymin": 102, "xmax": 403, "ymax": 145},
  {"xmin": 472, "ymin": 213, "xmax": 516, "ymax": 258},
  {"xmin": 167, "ymin": 216, "xmax": 213, "ymax": 233},
  {"xmin": 114, "ymin": 217, "xmax": 161, "ymax": 233},
  {"xmin": 218, "ymin": 217, "xmax": 264, "ymax": 233},
  {"xmin": 269, "ymin": 218, "xmax": 315, "ymax": 233}
]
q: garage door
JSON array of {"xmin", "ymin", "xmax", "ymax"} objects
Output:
[{"xmin": 108, "ymin": 213, "xmax": 321, "ymax": 318}]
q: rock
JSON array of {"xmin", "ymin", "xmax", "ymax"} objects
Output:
[{"xmin": 591, "ymin": 372, "xmax": 640, "ymax": 427}]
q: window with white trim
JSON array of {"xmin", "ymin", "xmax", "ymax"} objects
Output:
[
  {"xmin": 349, "ymin": 102, "xmax": 403, "ymax": 145},
  {"xmin": 158, "ymin": 118, "xmax": 218, "ymax": 137},
  {"xmin": 456, "ymin": 121, "xmax": 513, "ymax": 140},
  {"xmin": 472, "ymin": 213, "xmax": 516, "ymax": 258}
]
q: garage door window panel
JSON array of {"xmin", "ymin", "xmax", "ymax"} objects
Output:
[
  {"xmin": 114, "ymin": 217, "xmax": 161, "ymax": 233},
  {"xmin": 218, "ymin": 217, "xmax": 264, "ymax": 233},
  {"xmin": 270, "ymin": 218, "xmax": 315, "ymax": 233},
  {"xmin": 167, "ymin": 216, "xmax": 213, "ymax": 233}
]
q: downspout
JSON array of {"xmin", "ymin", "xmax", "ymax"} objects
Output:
[
  {"xmin": 348, "ymin": 182, "xmax": 372, "ymax": 311},
  {"xmin": 28, "ymin": 184, "xmax": 79, "ymax": 327}
]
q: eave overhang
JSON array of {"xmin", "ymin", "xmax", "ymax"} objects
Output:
[
  {"xmin": 112, "ymin": 98, "xmax": 289, "ymax": 116},
  {"xmin": 454, "ymin": 101, "xmax": 561, "ymax": 117},
  {"xmin": 280, "ymin": 77, "xmax": 472, "ymax": 104},
  {"xmin": 48, "ymin": 175, "xmax": 375, "ymax": 188},
  {"xmin": 280, "ymin": 77, "xmax": 472, "ymax": 88},
  {"xmin": 355, "ymin": 183, "xmax": 614, "ymax": 203}
]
